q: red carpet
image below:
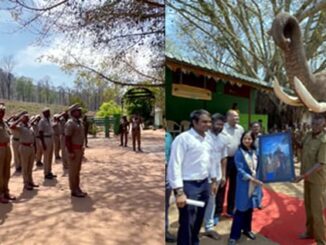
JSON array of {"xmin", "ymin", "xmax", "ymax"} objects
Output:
[{"xmin": 252, "ymin": 188, "xmax": 320, "ymax": 245}]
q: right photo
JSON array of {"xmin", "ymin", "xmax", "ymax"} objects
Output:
[{"xmin": 165, "ymin": 1, "xmax": 326, "ymax": 245}]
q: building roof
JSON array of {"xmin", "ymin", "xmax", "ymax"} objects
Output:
[{"xmin": 166, "ymin": 52, "xmax": 275, "ymax": 93}]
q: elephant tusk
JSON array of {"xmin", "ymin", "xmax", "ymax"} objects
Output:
[
  {"xmin": 294, "ymin": 76, "xmax": 326, "ymax": 113},
  {"xmin": 273, "ymin": 77, "xmax": 303, "ymax": 107}
]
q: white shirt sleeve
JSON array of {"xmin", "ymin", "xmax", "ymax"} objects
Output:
[
  {"xmin": 167, "ymin": 136, "xmax": 187, "ymax": 189},
  {"xmin": 208, "ymin": 137, "xmax": 217, "ymax": 180}
]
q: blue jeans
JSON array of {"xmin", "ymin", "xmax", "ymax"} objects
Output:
[
  {"xmin": 177, "ymin": 179, "xmax": 210, "ymax": 245},
  {"xmin": 203, "ymin": 192, "xmax": 216, "ymax": 231}
]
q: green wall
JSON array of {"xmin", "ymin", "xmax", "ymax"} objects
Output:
[{"xmin": 165, "ymin": 68, "xmax": 260, "ymax": 128}]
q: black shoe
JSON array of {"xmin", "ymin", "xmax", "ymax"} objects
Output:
[
  {"xmin": 71, "ymin": 192, "xmax": 86, "ymax": 198},
  {"xmin": 24, "ymin": 185, "xmax": 34, "ymax": 191},
  {"xmin": 16, "ymin": 166, "xmax": 22, "ymax": 172},
  {"xmin": 55, "ymin": 156, "xmax": 61, "ymax": 160},
  {"xmin": 228, "ymin": 239, "xmax": 237, "ymax": 245},
  {"xmin": 30, "ymin": 183, "xmax": 39, "ymax": 188},
  {"xmin": 165, "ymin": 231, "xmax": 177, "ymax": 243},
  {"xmin": 243, "ymin": 231, "xmax": 256, "ymax": 240},
  {"xmin": 4, "ymin": 193, "xmax": 16, "ymax": 201},
  {"xmin": 204, "ymin": 230, "xmax": 221, "ymax": 240},
  {"xmin": 44, "ymin": 174, "xmax": 53, "ymax": 179},
  {"xmin": 36, "ymin": 161, "xmax": 43, "ymax": 167},
  {"xmin": 49, "ymin": 172, "xmax": 57, "ymax": 178}
]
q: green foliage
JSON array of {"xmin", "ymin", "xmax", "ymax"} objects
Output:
[{"xmin": 96, "ymin": 101, "xmax": 122, "ymax": 117}]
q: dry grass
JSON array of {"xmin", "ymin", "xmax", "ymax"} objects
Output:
[{"xmin": 0, "ymin": 99, "xmax": 67, "ymax": 117}]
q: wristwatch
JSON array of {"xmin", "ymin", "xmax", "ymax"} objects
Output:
[{"xmin": 174, "ymin": 188, "xmax": 184, "ymax": 197}]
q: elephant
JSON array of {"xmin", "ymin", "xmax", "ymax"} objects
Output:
[{"xmin": 269, "ymin": 12, "xmax": 326, "ymax": 113}]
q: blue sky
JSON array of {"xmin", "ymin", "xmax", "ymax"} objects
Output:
[{"xmin": 0, "ymin": 10, "xmax": 75, "ymax": 87}]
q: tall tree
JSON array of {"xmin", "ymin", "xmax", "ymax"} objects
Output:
[
  {"xmin": 167, "ymin": 0, "xmax": 326, "ymax": 125},
  {"xmin": 0, "ymin": 55, "xmax": 16, "ymax": 99},
  {"xmin": 4, "ymin": 0, "xmax": 165, "ymax": 87}
]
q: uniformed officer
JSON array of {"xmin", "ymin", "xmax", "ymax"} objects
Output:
[
  {"xmin": 59, "ymin": 111, "xmax": 69, "ymax": 170},
  {"xmin": 31, "ymin": 115, "xmax": 43, "ymax": 167},
  {"xmin": 11, "ymin": 114, "xmax": 22, "ymax": 172},
  {"xmin": 10, "ymin": 113, "xmax": 39, "ymax": 191},
  {"xmin": 38, "ymin": 108, "xmax": 56, "ymax": 179},
  {"xmin": 131, "ymin": 114, "xmax": 142, "ymax": 152},
  {"xmin": 52, "ymin": 114, "xmax": 61, "ymax": 160},
  {"xmin": 65, "ymin": 104, "xmax": 86, "ymax": 198},
  {"xmin": 0, "ymin": 103, "xmax": 16, "ymax": 203},
  {"xmin": 296, "ymin": 115, "xmax": 326, "ymax": 245},
  {"xmin": 83, "ymin": 115, "xmax": 89, "ymax": 148}
]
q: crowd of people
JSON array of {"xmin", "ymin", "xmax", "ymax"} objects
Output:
[
  {"xmin": 0, "ymin": 102, "xmax": 89, "ymax": 203},
  {"xmin": 165, "ymin": 109, "xmax": 326, "ymax": 245}
]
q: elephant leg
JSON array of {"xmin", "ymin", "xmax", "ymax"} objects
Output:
[
  {"xmin": 294, "ymin": 76, "xmax": 326, "ymax": 113},
  {"xmin": 273, "ymin": 77, "xmax": 303, "ymax": 106}
]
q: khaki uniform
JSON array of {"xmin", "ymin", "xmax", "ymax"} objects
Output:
[
  {"xmin": 59, "ymin": 118, "xmax": 68, "ymax": 169},
  {"xmin": 11, "ymin": 129, "xmax": 21, "ymax": 169},
  {"xmin": 14, "ymin": 124, "xmax": 35, "ymax": 187},
  {"xmin": 32, "ymin": 124, "xmax": 43, "ymax": 163},
  {"xmin": 131, "ymin": 118, "xmax": 142, "ymax": 151},
  {"xmin": 38, "ymin": 118, "xmax": 54, "ymax": 175},
  {"xmin": 0, "ymin": 121, "xmax": 12, "ymax": 197},
  {"xmin": 65, "ymin": 118, "xmax": 85, "ymax": 193},
  {"xmin": 52, "ymin": 122, "xmax": 61, "ymax": 158},
  {"xmin": 301, "ymin": 131, "xmax": 326, "ymax": 245}
]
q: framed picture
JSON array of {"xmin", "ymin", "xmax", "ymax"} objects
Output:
[{"xmin": 257, "ymin": 132, "xmax": 296, "ymax": 183}]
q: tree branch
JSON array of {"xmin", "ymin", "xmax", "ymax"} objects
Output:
[{"xmin": 12, "ymin": 0, "xmax": 68, "ymax": 12}]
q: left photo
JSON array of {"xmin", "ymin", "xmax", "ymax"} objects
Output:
[{"xmin": 0, "ymin": 1, "xmax": 165, "ymax": 245}]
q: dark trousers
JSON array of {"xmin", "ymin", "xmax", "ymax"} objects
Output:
[
  {"xmin": 215, "ymin": 156, "xmax": 237, "ymax": 215},
  {"xmin": 165, "ymin": 168, "xmax": 172, "ymax": 232},
  {"xmin": 120, "ymin": 132, "xmax": 128, "ymax": 146},
  {"xmin": 177, "ymin": 179, "xmax": 210, "ymax": 245},
  {"xmin": 132, "ymin": 130, "xmax": 141, "ymax": 150},
  {"xmin": 230, "ymin": 209, "xmax": 253, "ymax": 240}
]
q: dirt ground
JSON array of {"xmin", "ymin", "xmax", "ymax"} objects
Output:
[{"xmin": 0, "ymin": 130, "xmax": 165, "ymax": 245}]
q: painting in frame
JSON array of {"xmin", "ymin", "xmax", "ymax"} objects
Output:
[{"xmin": 257, "ymin": 131, "xmax": 296, "ymax": 183}]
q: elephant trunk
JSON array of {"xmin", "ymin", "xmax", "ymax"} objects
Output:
[{"xmin": 270, "ymin": 12, "xmax": 315, "ymax": 89}]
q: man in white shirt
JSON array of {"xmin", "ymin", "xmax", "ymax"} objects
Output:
[
  {"xmin": 168, "ymin": 109, "xmax": 217, "ymax": 245},
  {"xmin": 251, "ymin": 121, "xmax": 262, "ymax": 151},
  {"xmin": 215, "ymin": 110, "xmax": 244, "ymax": 217},
  {"xmin": 203, "ymin": 113, "xmax": 228, "ymax": 240}
]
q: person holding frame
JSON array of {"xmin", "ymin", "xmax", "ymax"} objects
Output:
[
  {"xmin": 228, "ymin": 131, "xmax": 263, "ymax": 245},
  {"xmin": 295, "ymin": 115, "xmax": 326, "ymax": 245}
]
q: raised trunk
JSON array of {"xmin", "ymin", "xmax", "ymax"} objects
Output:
[{"xmin": 271, "ymin": 12, "xmax": 315, "ymax": 90}]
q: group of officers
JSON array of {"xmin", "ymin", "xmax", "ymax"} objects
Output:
[{"xmin": 0, "ymin": 102, "xmax": 88, "ymax": 204}]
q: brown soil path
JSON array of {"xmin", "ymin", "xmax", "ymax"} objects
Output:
[{"xmin": 0, "ymin": 130, "xmax": 165, "ymax": 245}]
